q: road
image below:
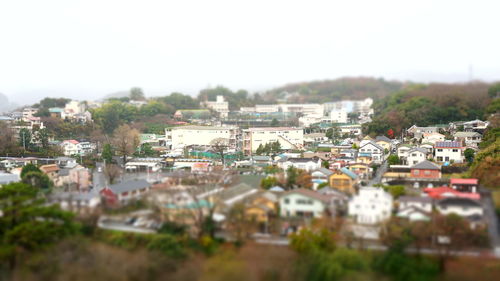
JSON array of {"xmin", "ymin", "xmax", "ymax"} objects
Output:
[{"xmin": 368, "ymin": 160, "xmax": 388, "ymax": 186}]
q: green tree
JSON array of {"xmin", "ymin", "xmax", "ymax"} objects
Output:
[
  {"xmin": 270, "ymin": 118, "xmax": 279, "ymax": 127},
  {"xmin": 322, "ymin": 160, "xmax": 330, "ymax": 168},
  {"xmin": 260, "ymin": 177, "xmax": 279, "ymax": 189},
  {"xmin": 387, "ymin": 154, "xmax": 401, "ymax": 165},
  {"xmin": 0, "ymin": 183, "xmax": 79, "ymax": 269},
  {"xmin": 137, "ymin": 143, "xmax": 156, "ymax": 157},
  {"xmin": 36, "ymin": 128, "xmax": 50, "ymax": 150},
  {"xmin": 326, "ymin": 128, "xmax": 333, "ymax": 139},
  {"xmin": 383, "ymin": 185, "xmax": 406, "ymax": 198},
  {"xmin": 271, "ymin": 141, "xmax": 281, "ymax": 154},
  {"xmin": 101, "ymin": 143, "xmax": 114, "ymax": 163},
  {"xmin": 22, "ymin": 171, "xmax": 52, "ymax": 190},
  {"xmin": 130, "ymin": 87, "xmax": 145, "ymax": 100},
  {"xmin": 464, "ymin": 148, "xmax": 475, "ymax": 164},
  {"xmin": 256, "ymin": 144, "xmax": 264, "ymax": 155},
  {"xmin": 19, "ymin": 128, "xmax": 32, "ymax": 151},
  {"xmin": 488, "ymin": 83, "xmax": 500, "ymax": 98},
  {"xmin": 286, "ymin": 166, "xmax": 299, "ymax": 188},
  {"xmin": 20, "ymin": 164, "xmax": 41, "ymax": 178}
]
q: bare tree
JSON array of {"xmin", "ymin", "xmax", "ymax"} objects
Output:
[
  {"xmin": 112, "ymin": 124, "xmax": 140, "ymax": 164},
  {"xmin": 104, "ymin": 164, "xmax": 121, "ymax": 184},
  {"xmin": 210, "ymin": 138, "xmax": 229, "ymax": 167}
]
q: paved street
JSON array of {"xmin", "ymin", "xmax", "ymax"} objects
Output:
[{"xmin": 368, "ymin": 160, "xmax": 387, "ymax": 186}]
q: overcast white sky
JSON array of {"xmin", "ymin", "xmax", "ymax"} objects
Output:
[{"xmin": 0, "ymin": 0, "xmax": 499, "ymax": 105}]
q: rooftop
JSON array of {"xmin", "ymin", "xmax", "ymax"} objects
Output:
[
  {"xmin": 410, "ymin": 160, "xmax": 440, "ymax": 170},
  {"xmin": 435, "ymin": 141, "xmax": 462, "ymax": 148},
  {"xmin": 450, "ymin": 178, "xmax": 478, "ymax": 185}
]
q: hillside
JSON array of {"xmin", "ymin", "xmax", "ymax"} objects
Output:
[{"xmin": 262, "ymin": 77, "xmax": 405, "ymax": 103}]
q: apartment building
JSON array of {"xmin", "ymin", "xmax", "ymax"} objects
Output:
[
  {"xmin": 201, "ymin": 95, "xmax": 229, "ymax": 118},
  {"xmin": 170, "ymin": 125, "xmax": 239, "ymax": 150},
  {"xmin": 242, "ymin": 127, "xmax": 304, "ymax": 155}
]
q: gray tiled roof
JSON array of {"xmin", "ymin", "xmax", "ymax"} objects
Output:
[
  {"xmin": 410, "ymin": 160, "xmax": 440, "ymax": 170},
  {"xmin": 109, "ymin": 179, "xmax": 150, "ymax": 194},
  {"xmin": 437, "ymin": 197, "xmax": 481, "ymax": 208}
]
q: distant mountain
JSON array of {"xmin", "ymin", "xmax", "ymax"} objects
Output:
[
  {"xmin": 0, "ymin": 92, "xmax": 16, "ymax": 114},
  {"xmin": 262, "ymin": 77, "xmax": 406, "ymax": 103}
]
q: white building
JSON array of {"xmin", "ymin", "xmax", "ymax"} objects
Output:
[
  {"xmin": 242, "ymin": 127, "xmax": 304, "ymax": 155},
  {"xmin": 359, "ymin": 142, "xmax": 384, "ymax": 163},
  {"xmin": 61, "ymin": 140, "xmax": 80, "ymax": 156},
  {"xmin": 65, "ymin": 100, "xmax": 86, "ymax": 115},
  {"xmin": 453, "ymin": 132, "xmax": 482, "ymax": 147},
  {"xmin": 279, "ymin": 189, "xmax": 328, "ymax": 218},
  {"xmin": 201, "ymin": 95, "xmax": 229, "ymax": 118},
  {"xmin": 330, "ymin": 110, "xmax": 348, "ymax": 123},
  {"xmin": 170, "ymin": 125, "xmax": 239, "ymax": 150},
  {"xmin": 22, "ymin": 108, "xmax": 38, "ymax": 122},
  {"xmin": 397, "ymin": 196, "xmax": 433, "ymax": 221},
  {"xmin": 436, "ymin": 197, "xmax": 483, "ymax": 217},
  {"xmin": 348, "ymin": 187, "xmax": 393, "ymax": 225},
  {"xmin": 339, "ymin": 124, "xmax": 362, "ymax": 136},
  {"xmin": 405, "ymin": 148, "xmax": 428, "ymax": 166},
  {"xmin": 434, "ymin": 141, "xmax": 464, "ymax": 163},
  {"xmin": 279, "ymin": 157, "xmax": 322, "ymax": 172},
  {"xmin": 422, "ymin": 132, "xmax": 445, "ymax": 145}
]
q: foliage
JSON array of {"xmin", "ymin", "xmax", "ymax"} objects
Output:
[
  {"xmin": 464, "ymin": 148, "xmax": 475, "ymax": 164},
  {"xmin": 21, "ymin": 171, "xmax": 52, "ymax": 189},
  {"xmin": 321, "ymin": 160, "xmax": 329, "ymax": 168},
  {"xmin": 91, "ymin": 101, "xmax": 139, "ymax": 134},
  {"xmin": 129, "ymin": 87, "xmax": 146, "ymax": 101},
  {"xmin": 255, "ymin": 141, "xmax": 281, "ymax": 155},
  {"xmin": 101, "ymin": 143, "xmax": 114, "ymax": 163},
  {"xmin": 486, "ymin": 98, "xmax": 500, "ymax": 114},
  {"xmin": 198, "ymin": 86, "xmax": 256, "ymax": 110},
  {"xmin": 18, "ymin": 128, "xmax": 32, "ymax": 149},
  {"xmin": 290, "ymin": 228, "xmax": 336, "ymax": 254},
  {"xmin": 260, "ymin": 176, "xmax": 280, "ymax": 189},
  {"xmin": 34, "ymin": 97, "xmax": 70, "ymax": 109},
  {"xmin": 383, "ymin": 185, "xmax": 406, "ymax": 198},
  {"xmin": 317, "ymin": 182, "xmax": 329, "ymax": 189},
  {"xmin": 20, "ymin": 163, "xmax": 41, "ymax": 178},
  {"xmin": 146, "ymin": 234, "xmax": 186, "ymax": 258},
  {"xmin": 136, "ymin": 143, "xmax": 156, "ymax": 157},
  {"xmin": 263, "ymin": 165, "xmax": 281, "ymax": 174},
  {"xmin": 270, "ymin": 118, "xmax": 279, "ymax": 127},
  {"xmin": 0, "ymin": 183, "xmax": 79, "ymax": 267},
  {"xmin": 112, "ymin": 124, "xmax": 140, "ymax": 164},
  {"xmin": 387, "ymin": 154, "xmax": 400, "ymax": 165},
  {"xmin": 156, "ymin": 92, "xmax": 199, "ymax": 110}
]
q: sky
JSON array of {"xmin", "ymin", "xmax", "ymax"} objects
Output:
[{"xmin": 0, "ymin": 0, "xmax": 499, "ymax": 105}]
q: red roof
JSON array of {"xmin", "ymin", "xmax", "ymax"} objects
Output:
[
  {"xmin": 423, "ymin": 186, "xmax": 480, "ymax": 200},
  {"xmin": 450, "ymin": 178, "xmax": 478, "ymax": 185}
]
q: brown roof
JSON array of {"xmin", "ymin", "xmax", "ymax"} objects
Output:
[{"xmin": 40, "ymin": 164, "xmax": 59, "ymax": 174}]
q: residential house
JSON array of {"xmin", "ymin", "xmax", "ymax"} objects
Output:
[
  {"xmin": 434, "ymin": 141, "xmax": 464, "ymax": 163},
  {"xmin": 423, "ymin": 186, "xmax": 480, "ymax": 200},
  {"xmin": 242, "ymin": 127, "xmax": 304, "ymax": 155},
  {"xmin": 200, "ymin": 95, "xmax": 229, "ymax": 118},
  {"xmin": 359, "ymin": 142, "xmax": 384, "ymax": 163},
  {"xmin": 422, "ymin": 132, "xmax": 445, "ymax": 145},
  {"xmin": 39, "ymin": 164, "xmax": 60, "ymax": 181},
  {"xmin": 463, "ymin": 119, "xmax": 489, "ymax": 132},
  {"xmin": 453, "ymin": 132, "xmax": 482, "ymax": 147},
  {"xmin": 304, "ymin": 133, "xmax": 328, "ymax": 144},
  {"xmin": 348, "ymin": 187, "xmax": 393, "ymax": 225},
  {"xmin": 345, "ymin": 163, "xmax": 373, "ymax": 179},
  {"xmin": 375, "ymin": 136, "xmax": 392, "ymax": 152},
  {"xmin": 410, "ymin": 160, "xmax": 441, "ymax": 179},
  {"xmin": 311, "ymin": 168, "xmax": 334, "ymax": 189},
  {"xmin": 450, "ymin": 178, "xmax": 479, "ymax": 193},
  {"xmin": 61, "ymin": 140, "xmax": 80, "ymax": 156},
  {"xmin": 317, "ymin": 187, "xmax": 350, "ymax": 216},
  {"xmin": 329, "ymin": 167, "xmax": 358, "ymax": 194},
  {"xmin": 100, "ymin": 179, "xmax": 151, "ymax": 205},
  {"xmin": 407, "ymin": 125, "xmax": 439, "ymax": 139},
  {"xmin": 279, "ymin": 188, "xmax": 329, "ymax": 218},
  {"xmin": 436, "ymin": 197, "xmax": 483, "ymax": 217},
  {"xmin": 244, "ymin": 191, "xmax": 278, "ymax": 232},
  {"xmin": 397, "ymin": 196, "xmax": 433, "ymax": 221},
  {"xmin": 280, "ymin": 157, "xmax": 322, "ymax": 172},
  {"xmin": 405, "ymin": 148, "xmax": 428, "ymax": 166},
  {"xmin": 397, "ymin": 144, "xmax": 413, "ymax": 160}
]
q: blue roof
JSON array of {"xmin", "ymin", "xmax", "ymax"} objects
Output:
[
  {"xmin": 340, "ymin": 167, "xmax": 358, "ymax": 180},
  {"xmin": 269, "ymin": 186, "xmax": 285, "ymax": 192}
]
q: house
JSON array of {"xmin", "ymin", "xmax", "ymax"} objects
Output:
[
  {"xmin": 280, "ymin": 157, "xmax": 322, "ymax": 172},
  {"xmin": 317, "ymin": 186, "xmax": 350, "ymax": 216},
  {"xmin": 397, "ymin": 196, "xmax": 433, "ymax": 221},
  {"xmin": 375, "ymin": 136, "xmax": 392, "ymax": 152},
  {"xmin": 0, "ymin": 172, "xmax": 20, "ymax": 186},
  {"xmin": 39, "ymin": 164, "xmax": 60, "ymax": 181},
  {"xmin": 55, "ymin": 157, "xmax": 78, "ymax": 168},
  {"xmin": 200, "ymin": 95, "xmax": 229, "ymax": 118},
  {"xmin": 251, "ymin": 155, "xmax": 273, "ymax": 167},
  {"xmin": 397, "ymin": 144, "xmax": 413, "ymax": 160},
  {"xmin": 242, "ymin": 127, "xmax": 304, "ymax": 155},
  {"xmin": 279, "ymin": 188, "xmax": 329, "ymax": 218},
  {"xmin": 450, "ymin": 178, "xmax": 479, "ymax": 193},
  {"xmin": 434, "ymin": 141, "xmax": 464, "ymax": 163},
  {"xmin": 410, "ymin": 160, "xmax": 441, "ymax": 179},
  {"xmin": 359, "ymin": 142, "xmax": 384, "ymax": 163},
  {"xmin": 173, "ymin": 109, "xmax": 211, "ymax": 120},
  {"xmin": 422, "ymin": 132, "xmax": 445, "ymax": 145},
  {"xmin": 311, "ymin": 168, "xmax": 334, "ymax": 189},
  {"xmin": 348, "ymin": 187, "xmax": 393, "ymax": 225},
  {"xmin": 436, "ymin": 197, "xmax": 483, "ymax": 217},
  {"xmin": 423, "ymin": 186, "xmax": 480, "ymax": 200},
  {"xmin": 49, "ymin": 191, "xmax": 101, "ymax": 214},
  {"xmin": 463, "ymin": 119, "xmax": 489, "ymax": 132},
  {"xmin": 345, "ymin": 163, "xmax": 373, "ymax": 179},
  {"xmin": 453, "ymin": 132, "xmax": 482, "ymax": 147},
  {"xmin": 61, "ymin": 140, "xmax": 80, "ymax": 156},
  {"xmin": 54, "ymin": 166, "xmax": 92, "ymax": 190},
  {"xmin": 329, "ymin": 167, "xmax": 358, "ymax": 194},
  {"xmin": 407, "ymin": 125, "xmax": 439, "ymax": 139},
  {"xmin": 304, "ymin": 133, "xmax": 328, "ymax": 144},
  {"xmin": 405, "ymin": 148, "xmax": 428, "ymax": 166},
  {"xmin": 100, "ymin": 179, "xmax": 151, "ymax": 205},
  {"xmin": 244, "ymin": 191, "xmax": 278, "ymax": 232}
]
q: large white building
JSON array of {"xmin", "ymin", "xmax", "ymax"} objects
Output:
[
  {"xmin": 170, "ymin": 125, "xmax": 239, "ymax": 150},
  {"xmin": 242, "ymin": 127, "xmax": 304, "ymax": 155},
  {"xmin": 330, "ymin": 110, "xmax": 348, "ymax": 123},
  {"xmin": 348, "ymin": 187, "xmax": 393, "ymax": 225},
  {"xmin": 279, "ymin": 189, "xmax": 328, "ymax": 218},
  {"xmin": 201, "ymin": 95, "xmax": 229, "ymax": 118}
]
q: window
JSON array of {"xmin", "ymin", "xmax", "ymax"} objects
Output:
[
  {"xmin": 452, "ymin": 149, "xmax": 458, "ymax": 152},
  {"xmin": 437, "ymin": 149, "xmax": 443, "ymax": 152},
  {"xmin": 284, "ymin": 198, "xmax": 290, "ymax": 204},
  {"xmin": 424, "ymin": 170, "xmax": 431, "ymax": 175},
  {"xmin": 414, "ymin": 170, "xmax": 420, "ymax": 175}
]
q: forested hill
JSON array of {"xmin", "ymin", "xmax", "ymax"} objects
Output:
[
  {"xmin": 363, "ymin": 82, "xmax": 495, "ymax": 135},
  {"xmin": 262, "ymin": 77, "xmax": 405, "ymax": 103}
]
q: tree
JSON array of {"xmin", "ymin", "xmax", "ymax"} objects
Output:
[
  {"xmin": 0, "ymin": 183, "xmax": 79, "ymax": 269},
  {"xmin": 256, "ymin": 144, "xmax": 264, "ymax": 155},
  {"xmin": 130, "ymin": 87, "xmax": 145, "ymax": 101},
  {"xmin": 464, "ymin": 148, "xmax": 475, "ymax": 164},
  {"xmin": 22, "ymin": 171, "xmax": 52, "ymax": 189},
  {"xmin": 271, "ymin": 141, "xmax": 281, "ymax": 154},
  {"xmin": 19, "ymin": 128, "xmax": 32, "ymax": 151},
  {"xmin": 286, "ymin": 166, "xmax": 299, "ymax": 188},
  {"xmin": 488, "ymin": 83, "xmax": 500, "ymax": 98},
  {"xmin": 35, "ymin": 128, "xmax": 50, "ymax": 150},
  {"xmin": 226, "ymin": 203, "xmax": 255, "ymax": 243},
  {"xmin": 137, "ymin": 143, "xmax": 156, "ymax": 157},
  {"xmin": 387, "ymin": 154, "xmax": 401, "ymax": 165},
  {"xmin": 104, "ymin": 164, "xmax": 121, "ymax": 184},
  {"xmin": 101, "ymin": 143, "xmax": 114, "ymax": 163},
  {"xmin": 260, "ymin": 176, "xmax": 279, "ymax": 189},
  {"xmin": 326, "ymin": 128, "xmax": 333, "ymax": 139},
  {"xmin": 210, "ymin": 138, "xmax": 228, "ymax": 167},
  {"xmin": 383, "ymin": 185, "xmax": 406, "ymax": 198},
  {"xmin": 322, "ymin": 160, "xmax": 330, "ymax": 168},
  {"xmin": 20, "ymin": 164, "xmax": 41, "ymax": 178},
  {"xmin": 0, "ymin": 122, "xmax": 18, "ymax": 154},
  {"xmin": 387, "ymin": 128, "xmax": 394, "ymax": 138},
  {"xmin": 270, "ymin": 118, "xmax": 279, "ymax": 127},
  {"xmin": 296, "ymin": 171, "xmax": 313, "ymax": 189},
  {"xmin": 112, "ymin": 124, "xmax": 140, "ymax": 164}
]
